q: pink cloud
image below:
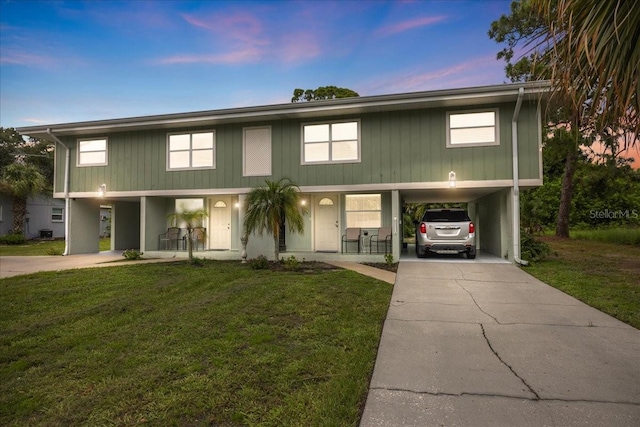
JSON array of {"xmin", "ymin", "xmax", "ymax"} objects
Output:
[
  {"xmin": 157, "ymin": 47, "xmax": 262, "ymax": 65},
  {"xmin": 377, "ymin": 15, "xmax": 446, "ymax": 36},
  {"xmin": 363, "ymin": 56, "xmax": 500, "ymax": 94},
  {"xmin": 277, "ymin": 32, "xmax": 322, "ymax": 63},
  {"xmin": 158, "ymin": 10, "xmax": 323, "ymax": 65},
  {"xmin": 0, "ymin": 48, "xmax": 56, "ymax": 67}
]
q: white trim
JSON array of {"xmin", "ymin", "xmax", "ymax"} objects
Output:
[
  {"xmin": 56, "ymin": 179, "xmax": 543, "ymax": 199},
  {"xmin": 446, "ymin": 108, "xmax": 500, "ymax": 148},
  {"xmin": 76, "ymin": 137, "xmax": 108, "ymax": 167}
]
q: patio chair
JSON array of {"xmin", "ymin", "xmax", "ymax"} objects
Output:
[
  {"xmin": 158, "ymin": 227, "xmax": 180, "ymax": 250},
  {"xmin": 190, "ymin": 227, "xmax": 206, "ymax": 251},
  {"xmin": 370, "ymin": 227, "xmax": 392, "ymax": 253},
  {"xmin": 341, "ymin": 228, "xmax": 361, "ymax": 253}
]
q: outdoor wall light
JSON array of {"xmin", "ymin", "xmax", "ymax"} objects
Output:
[
  {"xmin": 300, "ymin": 199, "xmax": 307, "ymax": 206},
  {"xmin": 448, "ymin": 171, "xmax": 456, "ymax": 188},
  {"xmin": 235, "ymin": 202, "xmax": 240, "ymax": 208},
  {"xmin": 98, "ymin": 183, "xmax": 106, "ymax": 197}
]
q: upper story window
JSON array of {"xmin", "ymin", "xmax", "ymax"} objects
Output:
[
  {"xmin": 446, "ymin": 109, "xmax": 499, "ymax": 147},
  {"xmin": 302, "ymin": 120, "xmax": 360, "ymax": 164},
  {"xmin": 167, "ymin": 131, "xmax": 215, "ymax": 170},
  {"xmin": 78, "ymin": 138, "xmax": 107, "ymax": 166}
]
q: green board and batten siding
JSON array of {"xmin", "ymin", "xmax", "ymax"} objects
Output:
[{"xmin": 55, "ymin": 102, "xmax": 541, "ymax": 194}]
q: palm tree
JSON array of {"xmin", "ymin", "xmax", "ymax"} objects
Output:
[
  {"xmin": 531, "ymin": 0, "xmax": 640, "ymax": 136},
  {"xmin": 167, "ymin": 208, "xmax": 208, "ymax": 265},
  {"xmin": 0, "ymin": 163, "xmax": 47, "ymax": 234},
  {"xmin": 243, "ymin": 178, "xmax": 307, "ymax": 260}
]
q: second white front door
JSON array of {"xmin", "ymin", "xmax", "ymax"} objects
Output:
[
  {"xmin": 209, "ymin": 197, "xmax": 231, "ymax": 250},
  {"xmin": 315, "ymin": 195, "xmax": 339, "ymax": 252}
]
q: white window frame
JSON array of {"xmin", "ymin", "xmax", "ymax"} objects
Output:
[
  {"xmin": 446, "ymin": 108, "xmax": 499, "ymax": 148},
  {"xmin": 77, "ymin": 138, "xmax": 108, "ymax": 166},
  {"xmin": 51, "ymin": 207, "xmax": 64, "ymax": 222},
  {"xmin": 243, "ymin": 126, "xmax": 272, "ymax": 176},
  {"xmin": 345, "ymin": 194, "xmax": 381, "ymax": 228},
  {"xmin": 301, "ymin": 119, "xmax": 361, "ymax": 165},
  {"xmin": 166, "ymin": 131, "xmax": 216, "ymax": 171}
]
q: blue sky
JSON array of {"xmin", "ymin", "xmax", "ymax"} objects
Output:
[{"xmin": 0, "ymin": 0, "xmax": 513, "ymax": 128}]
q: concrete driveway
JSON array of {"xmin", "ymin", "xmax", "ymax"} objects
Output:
[
  {"xmin": 361, "ymin": 262, "xmax": 640, "ymax": 426},
  {"xmin": 0, "ymin": 253, "xmax": 180, "ymax": 278}
]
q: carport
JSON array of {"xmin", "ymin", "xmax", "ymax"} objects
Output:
[{"xmin": 400, "ymin": 185, "xmax": 522, "ymax": 263}]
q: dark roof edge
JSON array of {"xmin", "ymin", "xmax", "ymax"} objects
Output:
[{"xmin": 17, "ymin": 81, "xmax": 550, "ymax": 135}]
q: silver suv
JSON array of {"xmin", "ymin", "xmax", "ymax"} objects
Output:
[{"xmin": 414, "ymin": 208, "xmax": 476, "ymax": 259}]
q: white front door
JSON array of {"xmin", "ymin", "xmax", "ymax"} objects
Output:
[
  {"xmin": 315, "ymin": 195, "xmax": 339, "ymax": 252},
  {"xmin": 209, "ymin": 197, "xmax": 231, "ymax": 250}
]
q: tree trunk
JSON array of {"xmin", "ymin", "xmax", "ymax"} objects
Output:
[
  {"xmin": 556, "ymin": 149, "xmax": 577, "ymax": 238},
  {"xmin": 11, "ymin": 196, "xmax": 27, "ymax": 235},
  {"xmin": 187, "ymin": 228, "xmax": 193, "ymax": 264},
  {"xmin": 273, "ymin": 235, "xmax": 279, "ymax": 261}
]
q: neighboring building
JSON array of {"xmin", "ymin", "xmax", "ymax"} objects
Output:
[
  {"xmin": 17, "ymin": 82, "xmax": 549, "ymax": 261},
  {"xmin": 0, "ymin": 193, "xmax": 65, "ymax": 239}
]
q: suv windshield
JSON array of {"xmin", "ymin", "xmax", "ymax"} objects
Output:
[{"xmin": 423, "ymin": 210, "xmax": 470, "ymax": 222}]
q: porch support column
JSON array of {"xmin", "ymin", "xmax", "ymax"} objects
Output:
[
  {"xmin": 67, "ymin": 198, "xmax": 100, "ymax": 254},
  {"xmin": 140, "ymin": 196, "xmax": 147, "ymax": 252},
  {"xmin": 111, "ymin": 201, "xmax": 140, "ymax": 251},
  {"xmin": 391, "ymin": 190, "xmax": 401, "ymax": 261}
]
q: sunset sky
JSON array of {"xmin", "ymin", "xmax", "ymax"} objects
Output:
[{"xmin": 3, "ymin": 0, "xmax": 517, "ymax": 128}]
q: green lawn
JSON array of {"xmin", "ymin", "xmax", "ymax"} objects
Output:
[
  {"xmin": 524, "ymin": 236, "xmax": 640, "ymax": 329},
  {"xmin": 0, "ymin": 261, "xmax": 392, "ymax": 426},
  {"xmin": 0, "ymin": 238, "xmax": 111, "ymax": 256}
]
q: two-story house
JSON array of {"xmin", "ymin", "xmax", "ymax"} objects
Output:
[{"xmin": 17, "ymin": 81, "xmax": 549, "ymax": 262}]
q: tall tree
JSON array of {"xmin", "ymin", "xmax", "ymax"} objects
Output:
[
  {"xmin": 243, "ymin": 178, "xmax": 307, "ymax": 260},
  {"xmin": 489, "ymin": 0, "xmax": 588, "ymax": 237},
  {"xmin": 0, "ymin": 163, "xmax": 48, "ymax": 234},
  {"xmin": 291, "ymin": 86, "xmax": 359, "ymax": 102}
]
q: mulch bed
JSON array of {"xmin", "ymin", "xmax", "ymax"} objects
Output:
[{"xmin": 361, "ymin": 262, "xmax": 398, "ymax": 273}]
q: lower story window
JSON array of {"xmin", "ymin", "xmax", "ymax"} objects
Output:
[
  {"xmin": 345, "ymin": 194, "xmax": 381, "ymax": 228},
  {"xmin": 51, "ymin": 207, "xmax": 64, "ymax": 222}
]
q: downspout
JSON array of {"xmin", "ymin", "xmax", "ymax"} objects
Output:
[
  {"xmin": 512, "ymin": 87, "xmax": 528, "ymax": 265},
  {"xmin": 46, "ymin": 129, "xmax": 71, "ymax": 256}
]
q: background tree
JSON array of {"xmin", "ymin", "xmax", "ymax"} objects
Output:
[
  {"xmin": 167, "ymin": 208, "xmax": 208, "ymax": 265},
  {"xmin": 1, "ymin": 127, "xmax": 54, "ymax": 189},
  {"xmin": 291, "ymin": 86, "xmax": 359, "ymax": 102},
  {"xmin": 243, "ymin": 178, "xmax": 307, "ymax": 260},
  {"xmin": 0, "ymin": 163, "xmax": 48, "ymax": 234}
]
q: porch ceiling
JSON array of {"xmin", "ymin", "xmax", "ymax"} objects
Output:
[{"xmin": 401, "ymin": 187, "xmax": 505, "ymax": 203}]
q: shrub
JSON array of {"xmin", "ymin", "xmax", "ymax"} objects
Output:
[
  {"xmin": 520, "ymin": 232, "xmax": 551, "ymax": 263},
  {"xmin": 0, "ymin": 233, "xmax": 26, "ymax": 245},
  {"xmin": 249, "ymin": 255, "xmax": 269, "ymax": 270},
  {"xmin": 122, "ymin": 249, "xmax": 143, "ymax": 261},
  {"xmin": 384, "ymin": 253, "xmax": 395, "ymax": 267},
  {"xmin": 281, "ymin": 255, "xmax": 301, "ymax": 271},
  {"xmin": 191, "ymin": 257, "xmax": 206, "ymax": 267},
  {"xmin": 46, "ymin": 247, "xmax": 63, "ymax": 256}
]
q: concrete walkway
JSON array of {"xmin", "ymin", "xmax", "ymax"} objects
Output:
[
  {"xmin": 0, "ymin": 253, "xmax": 181, "ymax": 278},
  {"xmin": 361, "ymin": 262, "xmax": 640, "ymax": 426}
]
